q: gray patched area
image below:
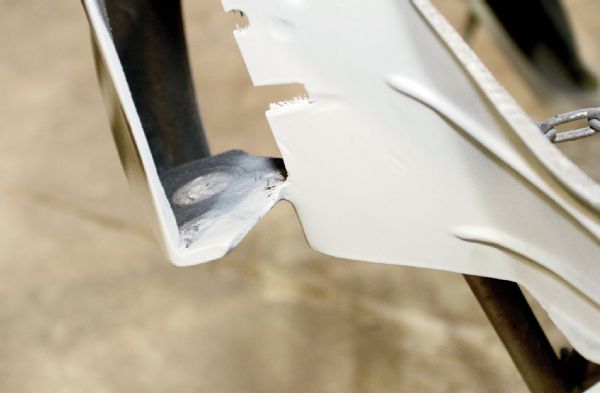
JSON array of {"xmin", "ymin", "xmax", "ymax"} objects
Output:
[{"xmin": 161, "ymin": 150, "xmax": 287, "ymax": 249}]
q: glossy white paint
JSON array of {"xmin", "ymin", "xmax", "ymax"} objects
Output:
[{"xmin": 222, "ymin": 0, "xmax": 600, "ymax": 368}]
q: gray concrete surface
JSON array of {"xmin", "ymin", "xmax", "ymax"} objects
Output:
[{"xmin": 0, "ymin": 1, "xmax": 598, "ymax": 392}]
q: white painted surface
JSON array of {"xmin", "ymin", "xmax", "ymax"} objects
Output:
[{"xmin": 223, "ymin": 0, "xmax": 600, "ymax": 370}]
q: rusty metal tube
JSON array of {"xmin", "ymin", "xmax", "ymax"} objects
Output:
[{"xmin": 464, "ymin": 275, "xmax": 571, "ymax": 393}]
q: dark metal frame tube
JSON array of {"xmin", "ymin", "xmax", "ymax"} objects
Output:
[{"xmin": 465, "ymin": 275, "xmax": 584, "ymax": 393}]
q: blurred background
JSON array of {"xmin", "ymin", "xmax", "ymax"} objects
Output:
[{"xmin": 1, "ymin": 1, "xmax": 600, "ymax": 392}]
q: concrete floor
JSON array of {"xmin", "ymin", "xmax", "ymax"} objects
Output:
[{"xmin": 1, "ymin": 1, "xmax": 599, "ymax": 392}]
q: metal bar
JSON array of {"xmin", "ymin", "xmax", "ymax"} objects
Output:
[
  {"xmin": 484, "ymin": 0, "xmax": 596, "ymax": 90},
  {"xmin": 464, "ymin": 275, "xmax": 571, "ymax": 393},
  {"xmin": 561, "ymin": 348, "xmax": 600, "ymax": 391},
  {"xmin": 103, "ymin": 0, "xmax": 210, "ymax": 173}
]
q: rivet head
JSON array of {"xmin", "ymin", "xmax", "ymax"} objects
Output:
[{"xmin": 172, "ymin": 172, "xmax": 232, "ymax": 206}]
